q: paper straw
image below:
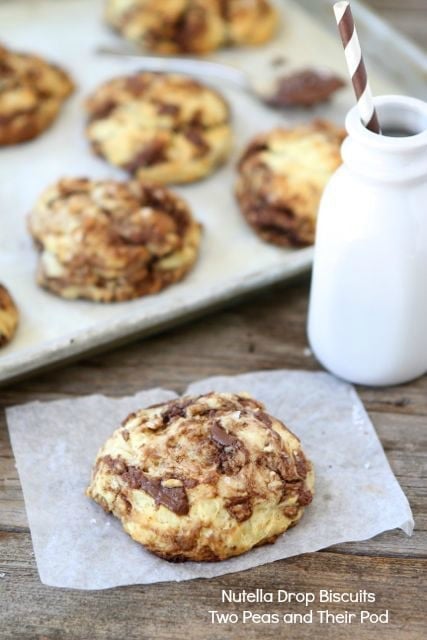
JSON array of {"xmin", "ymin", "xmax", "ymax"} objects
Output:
[{"xmin": 334, "ymin": 1, "xmax": 381, "ymax": 134}]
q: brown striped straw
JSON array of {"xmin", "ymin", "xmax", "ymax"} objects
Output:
[{"xmin": 334, "ymin": 1, "xmax": 381, "ymax": 134}]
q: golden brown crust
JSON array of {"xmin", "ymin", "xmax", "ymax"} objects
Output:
[
  {"xmin": 236, "ymin": 120, "xmax": 346, "ymax": 247},
  {"xmin": 28, "ymin": 178, "xmax": 201, "ymax": 302},
  {"xmin": 0, "ymin": 284, "xmax": 19, "ymax": 347},
  {"xmin": 0, "ymin": 44, "xmax": 74, "ymax": 146},
  {"xmin": 85, "ymin": 72, "xmax": 232, "ymax": 185},
  {"xmin": 105, "ymin": 0, "xmax": 279, "ymax": 54},
  {"xmin": 86, "ymin": 392, "xmax": 314, "ymax": 561}
]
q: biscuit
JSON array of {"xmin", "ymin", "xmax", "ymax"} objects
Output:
[
  {"xmin": 236, "ymin": 120, "xmax": 346, "ymax": 247},
  {"xmin": 0, "ymin": 285, "xmax": 18, "ymax": 347},
  {"xmin": 86, "ymin": 392, "xmax": 314, "ymax": 561},
  {"xmin": 85, "ymin": 72, "xmax": 232, "ymax": 185},
  {"xmin": 105, "ymin": 0, "xmax": 279, "ymax": 54},
  {"xmin": 0, "ymin": 44, "xmax": 74, "ymax": 146},
  {"xmin": 28, "ymin": 178, "xmax": 201, "ymax": 302}
]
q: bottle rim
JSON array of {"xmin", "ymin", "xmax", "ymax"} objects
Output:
[{"xmin": 345, "ymin": 95, "xmax": 427, "ymax": 151}]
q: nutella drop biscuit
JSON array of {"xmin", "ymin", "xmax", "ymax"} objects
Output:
[
  {"xmin": 28, "ymin": 178, "xmax": 201, "ymax": 302},
  {"xmin": 85, "ymin": 72, "xmax": 232, "ymax": 185},
  {"xmin": 0, "ymin": 44, "xmax": 74, "ymax": 146},
  {"xmin": 105, "ymin": 0, "xmax": 279, "ymax": 54},
  {"xmin": 86, "ymin": 392, "xmax": 314, "ymax": 561},
  {"xmin": 0, "ymin": 285, "xmax": 18, "ymax": 347},
  {"xmin": 236, "ymin": 120, "xmax": 345, "ymax": 247}
]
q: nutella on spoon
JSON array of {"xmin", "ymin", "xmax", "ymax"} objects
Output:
[{"xmin": 268, "ymin": 68, "xmax": 345, "ymax": 108}]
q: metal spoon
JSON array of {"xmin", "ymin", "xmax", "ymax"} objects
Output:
[
  {"xmin": 97, "ymin": 46, "xmax": 254, "ymax": 90},
  {"xmin": 96, "ymin": 46, "xmax": 345, "ymax": 109}
]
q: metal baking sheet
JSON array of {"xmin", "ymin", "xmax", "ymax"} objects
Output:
[{"xmin": 0, "ymin": 0, "xmax": 425, "ymax": 385}]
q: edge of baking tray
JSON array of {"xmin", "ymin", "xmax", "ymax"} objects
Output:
[{"xmin": 0, "ymin": 254, "xmax": 312, "ymax": 386}]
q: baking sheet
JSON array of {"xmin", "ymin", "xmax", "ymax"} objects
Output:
[
  {"xmin": 6, "ymin": 370, "xmax": 413, "ymax": 589},
  {"xmin": 0, "ymin": 0, "xmax": 424, "ymax": 384}
]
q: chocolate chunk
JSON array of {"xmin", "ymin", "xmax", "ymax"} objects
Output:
[
  {"xmin": 297, "ymin": 486, "xmax": 313, "ymax": 506},
  {"xmin": 268, "ymin": 69, "xmax": 345, "ymax": 108},
  {"xmin": 125, "ymin": 74, "xmax": 150, "ymax": 96},
  {"xmin": 262, "ymin": 449, "xmax": 301, "ymax": 484},
  {"xmin": 283, "ymin": 505, "xmax": 298, "ymax": 518},
  {"xmin": 256, "ymin": 411, "xmax": 273, "ymax": 428},
  {"xmin": 162, "ymin": 399, "xmax": 190, "ymax": 425},
  {"xmin": 0, "ymin": 107, "xmax": 38, "ymax": 125},
  {"xmin": 102, "ymin": 455, "xmax": 127, "ymax": 474},
  {"xmin": 293, "ymin": 451, "xmax": 308, "ymax": 478},
  {"xmin": 124, "ymin": 140, "xmax": 167, "ymax": 172},
  {"xmin": 277, "ymin": 452, "xmax": 302, "ymax": 481},
  {"xmin": 281, "ymin": 479, "xmax": 313, "ymax": 506},
  {"xmin": 143, "ymin": 476, "xmax": 189, "ymax": 515},
  {"xmin": 189, "ymin": 109, "xmax": 203, "ymax": 127},
  {"xmin": 237, "ymin": 139, "xmax": 269, "ymax": 167},
  {"xmin": 218, "ymin": 0, "xmax": 229, "ymax": 20},
  {"xmin": 0, "ymin": 288, "xmax": 10, "ymax": 310},
  {"xmin": 235, "ymin": 395, "xmax": 263, "ymax": 410},
  {"xmin": 175, "ymin": 7, "xmax": 208, "ymax": 51},
  {"xmin": 121, "ymin": 411, "xmax": 136, "ymax": 425},
  {"xmin": 218, "ymin": 447, "xmax": 248, "ymax": 475},
  {"xmin": 210, "ymin": 422, "xmax": 239, "ymax": 447},
  {"xmin": 0, "ymin": 60, "xmax": 12, "ymax": 74},
  {"xmin": 242, "ymin": 196, "xmax": 313, "ymax": 248},
  {"xmin": 120, "ymin": 493, "xmax": 133, "ymax": 514},
  {"xmin": 225, "ymin": 496, "xmax": 253, "ymax": 522},
  {"xmin": 183, "ymin": 477, "xmax": 198, "ymax": 489},
  {"xmin": 122, "ymin": 467, "xmax": 189, "ymax": 515},
  {"xmin": 211, "ymin": 422, "xmax": 249, "ymax": 475},
  {"xmin": 120, "ymin": 466, "xmax": 141, "ymax": 489},
  {"xmin": 88, "ymin": 99, "xmax": 117, "ymax": 122},
  {"xmin": 184, "ymin": 128, "xmax": 210, "ymax": 155},
  {"xmin": 157, "ymin": 102, "xmax": 180, "ymax": 116}
]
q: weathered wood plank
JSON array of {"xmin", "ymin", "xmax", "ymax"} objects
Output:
[{"xmin": 1, "ymin": 534, "xmax": 426, "ymax": 640}]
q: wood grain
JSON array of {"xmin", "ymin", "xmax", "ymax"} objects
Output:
[
  {"xmin": 1, "ymin": 2, "xmax": 426, "ymax": 639},
  {"xmin": 1, "ymin": 276, "xmax": 426, "ymax": 639}
]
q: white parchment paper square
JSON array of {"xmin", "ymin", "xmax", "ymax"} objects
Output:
[{"xmin": 6, "ymin": 370, "xmax": 413, "ymax": 590}]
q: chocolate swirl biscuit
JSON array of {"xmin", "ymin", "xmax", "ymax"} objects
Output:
[
  {"xmin": 0, "ymin": 44, "xmax": 74, "ymax": 146},
  {"xmin": 28, "ymin": 178, "xmax": 201, "ymax": 302},
  {"xmin": 85, "ymin": 72, "xmax": 232, "ymax": 185},
  {"xmin": 86, "ymin": 392, "xmax": 314, "ymax": 561},
  {"xmin": 0, "ymin": 285, "xmax": 18, "ymax": 347},
  {"xmin": 236, "ymin": 120, "xmax": 346, "ymax": 247},
  {"xmin": 105, "ymin": 0, "xmax": 279, "ymax": 54}
]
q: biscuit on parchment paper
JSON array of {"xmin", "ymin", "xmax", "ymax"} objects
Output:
[{"xmin": 87, "ymin": 392, "xmax": 314, "ymax": 561}]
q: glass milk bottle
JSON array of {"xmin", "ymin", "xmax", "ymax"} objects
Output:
[{"xmin": 308, "ymin": 95, "xmax": 427, "ymax": 386}]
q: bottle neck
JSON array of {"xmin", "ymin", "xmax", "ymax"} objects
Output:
[{"xmin": 342, "ymin": 95, "xmax": 427, "ymax": 184}]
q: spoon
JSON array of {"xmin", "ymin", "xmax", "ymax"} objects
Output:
[{"xmin": 96, "ymin": 46, "xmax": 345, "ymax": 109}]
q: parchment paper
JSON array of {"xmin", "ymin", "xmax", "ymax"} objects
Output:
[{"xmin": 6, "ymin": 370, "xmax": 413, "ymax": 590}]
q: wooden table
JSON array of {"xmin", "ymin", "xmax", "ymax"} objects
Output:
[{"xmin": 1, "ymin": 3, "xmax": 426, "ymax": 639}]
